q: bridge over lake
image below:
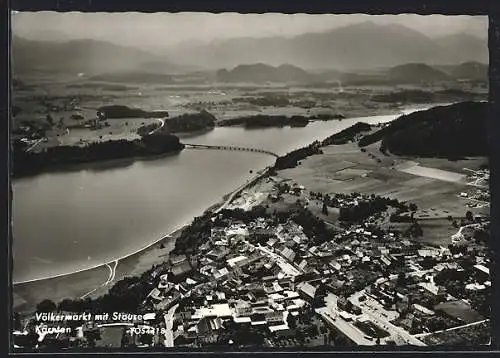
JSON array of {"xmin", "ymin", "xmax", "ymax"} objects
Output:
[{"xmin": 184, "ymin": 143, "xmax": 279, "ymax": 157}]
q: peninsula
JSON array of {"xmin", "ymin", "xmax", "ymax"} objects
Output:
[{"xmin": 12, "ymin": 132, "xmax": 184, "ymax": 178}]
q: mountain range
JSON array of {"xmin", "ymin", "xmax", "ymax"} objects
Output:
[
  {"xmin": 166, "ymin": 21, "xmax": 488, "ymax": 70},
  {"xmin": 11, "ymin": 21, "xmax": 488, "ymax": 76},
  {"xmin": 11, "ymin": 36, "xmax": 183, "ymax": 75}
]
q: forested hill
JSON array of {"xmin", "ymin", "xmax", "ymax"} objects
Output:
[{"xmin": 359, "ymin": 102, "xmax": 490, "ymax": 158}]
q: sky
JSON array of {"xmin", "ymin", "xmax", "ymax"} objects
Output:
[{"xmin": 11, "ymin": 12, "xmax": 488, "ymax": 50}]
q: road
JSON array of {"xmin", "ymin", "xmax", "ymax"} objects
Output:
[
  {"xmin": 79, "ymin": 259, "xmax": 119, "ymax": 299},
  {"xmin": 163, "ymin": 304, "xmax": 179, "ymax": 347},
  {"xmin": 413, "ymin": 319, "xmax": 489, "ymax": 338},
  {"xmin": 241, "ymin": 240, "xmax": 302, "ymax": 277},
  {"xmin": 149, "ymin": 118, "xmax": 165, "ymax": 135},
  {"xmin": 25, "ymin": 138, "xmax": 44, "ymax": 153},
  {"xmin": 352, "ymin": 296, "xmax": 426, "ymax": 346},
  {"xmin": 315, "ymin": 306, "xmax": 376, "ymax": 346},
  {"xmin": 463, "ymin": 167, "xmax": 489, "ymax": 187},
  {"xmin": 104, "ymin": 260, "xmax": 118, "ymax": 285},
  {"xmin": 324, "ymin": 293, "xmax": 339, "ymax": 308},
  {"xmin": 341, "ymin": 271, "xmax": 433, "ymax": 346},
  {"xmin": 256, "ymin": 244, "xmax": 302, "ymax": 276},
  {"xmin": 214, "ymin": 168, "xmax": 270, "ymax": 214},
  {"xmin": 452, "ymin": 223, "xmax": 481, "ymax": 242}
]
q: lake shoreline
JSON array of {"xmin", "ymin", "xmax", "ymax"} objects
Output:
[
  {"xmin": 12, "ymin": 164, "xmax": 272, "ymax": 314},
  {"xmin": 12, "ymin": 147, "xmax": 185, "ymax": 180}
]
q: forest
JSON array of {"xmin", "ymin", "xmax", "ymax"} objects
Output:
[{"xmin": 358, "ymin": 101, "xmax": 489, "ymax": 158}]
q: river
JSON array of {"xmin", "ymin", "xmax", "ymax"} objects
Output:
[{"xmin": 12, "ymin": 109, "xmax": 423, "ymax": 284}]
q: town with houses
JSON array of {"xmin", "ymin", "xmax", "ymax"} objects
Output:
[{"xmin": 13, "ymin": 171, "xmax": 491, "ymax": 349}]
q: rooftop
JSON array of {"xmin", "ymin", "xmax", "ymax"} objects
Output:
[{"xmin": 193, "ymin": 303, "xmax": 233, "ymax": 319}]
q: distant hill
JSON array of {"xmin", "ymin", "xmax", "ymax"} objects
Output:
[
  {"xmin": 11, "ymin": 36, "xmax": 182, "ymax": 75},
  {"xmin": 216, "ymin": 62, "xmax": 459, "ymax": 85},
  {"xmin": 359, "ymin": 101, "xmax": 489, "ymax": 158},
  {"xmin": 338, "ymin": 63, "xmax": 453, "ymax": 85},
  {"xmin": 450, "ymin": 62, "xmax": 488, "ymax": 81},
  {"xmin": 216, "ymin": 63, "xmax": 312, "ymax": 83},
  {"xmin": 168, "ymin": 22, "xmax": 487, "ymax": 70},
  {"xmin": 388, "ymin": 63, "xmax": 453, "ymax": 83}
]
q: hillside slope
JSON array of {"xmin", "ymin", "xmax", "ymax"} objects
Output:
[
  {"xmin": 388, "ymin": 63, "xmax": 453, "ymax": 83},
  {"xmin": 359, "ymin": 102, "xmax": 490, "ymax": 158}
]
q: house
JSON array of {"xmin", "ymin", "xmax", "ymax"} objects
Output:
[
  {"xmin": 155, "ymin": 291, "xmax": 181, "ymax": 311},
  {"xmin": 417, "ymin": 248, "xmax": 440, "ymax": 258},
  {"xmin": 211, "ymin": 227, "xmax": 226, "ymax": 238},
  {"xmin": 235, "ymin": 301, "xmax": 253, "ymax": 317},
  {"xmin": 297, "ymin": 282, "xmax": 317, "ymax": 302},
  {"xmin": 281, "ymin": 247, "xmax": 296, "ymax": 262},
  {"xmin": 196, "ymin": 317, "xmax": 224, "ymax": 344},
  {"xmin": 214, "ymin": 267, "xmax": 230, "ymax": 280},
  {"xmin": 207, "ymin": 248, "xmax": 230, "ymax": 262},
  {"xmin": 269, "ymin": 293, "xmax": 285, "ymax": 303},
  {"xmin": 412, "ymin": 303, "xmax": 435, "ymax": 316},
  {"xmin": 418, "ymin": 282, "xmax": 446, "ymax": 297},
  {"xmin": 252, "ymin": 227, "xmax": 275, "ymax": 239},
  {"xmin": 329, "ymin": 260, "xmax": 341, "ymax": 271},
  {"xmin": 309, "ymin": 246, "xmax": 319, "ymax": 256},
  {"xmin": 268, "ymin": 321, "xmax": 293, "ymax": 336},
  {"xmin": 192, "ymin": 303, "xmax": 233, "ymax": 320},
  {"xmin": 186, "ymin": 278, "xmax": 197, "ymax": 286},
  {"xmin": 466, "ymin": 283, "xmax": 486, "ymax": 291},
  {"xmin": 283, "ymin": 290, "xmax": 300, "ymax": 301},
  {"xmin": 272, "ymin": 282, "xmax": 284, "ymax": 293},
  {"xmin": 170, "ymin": 254, "xmax": 187, "ymax": 266},
  {"xmin": 474, "ymin": 264, "xmax": 490, "ymax": 276},
  {"xmin": 380, "ymin": 256, "xmax": 392, "ymax": 267},
  {"xmin": 158, "ymin": 279, "xmax": 174, "ymax": 291},
  {"xmin": 298, "ymin": 259, "xmax": 309, "ymax": 271},
  {"xmin": 267, "ymin": 237, "xmax": 278, "ymax": 248},
  {"xmin": 265, "ymin": 311, "xmax": 284, "ymax": 325},
  {"xmin": 293, "ymin": 235, "xmax": 306, "ymax": 245},
  {"xmin": 338, "ymin": 310, "xmax": 353, "ymax": 321},
  {"xmin": 227, "ymin": 255, "xmax": 248, "ymax": 268},
  {"xmin": 147, "ymin": 288, "xmax": 164, "ymax": 304},
  {"xmin": 171, "ymin": 261, "xmax": 193, "ymax": 278}
]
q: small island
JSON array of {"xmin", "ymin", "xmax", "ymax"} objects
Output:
[
  {"xmin": 218, "ymin": 115, "xmax": 302, "ymax": 128},
  {"xmin": 164, "ymin": 110, "xmax": 217, "ymax": 133}
]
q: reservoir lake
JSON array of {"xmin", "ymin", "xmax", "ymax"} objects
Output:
[{"xmin": 12, "ymin": 110, "xmax": 419, "ymax": 283}]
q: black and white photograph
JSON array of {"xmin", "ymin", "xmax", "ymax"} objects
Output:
[{"xmin": 9, "ymin": 10, "xmax": 492, "ymax": 351}]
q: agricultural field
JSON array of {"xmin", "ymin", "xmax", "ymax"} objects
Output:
[{"xmin": 277, "ymin": 139, "xmax": 489, "ymax": 247}]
